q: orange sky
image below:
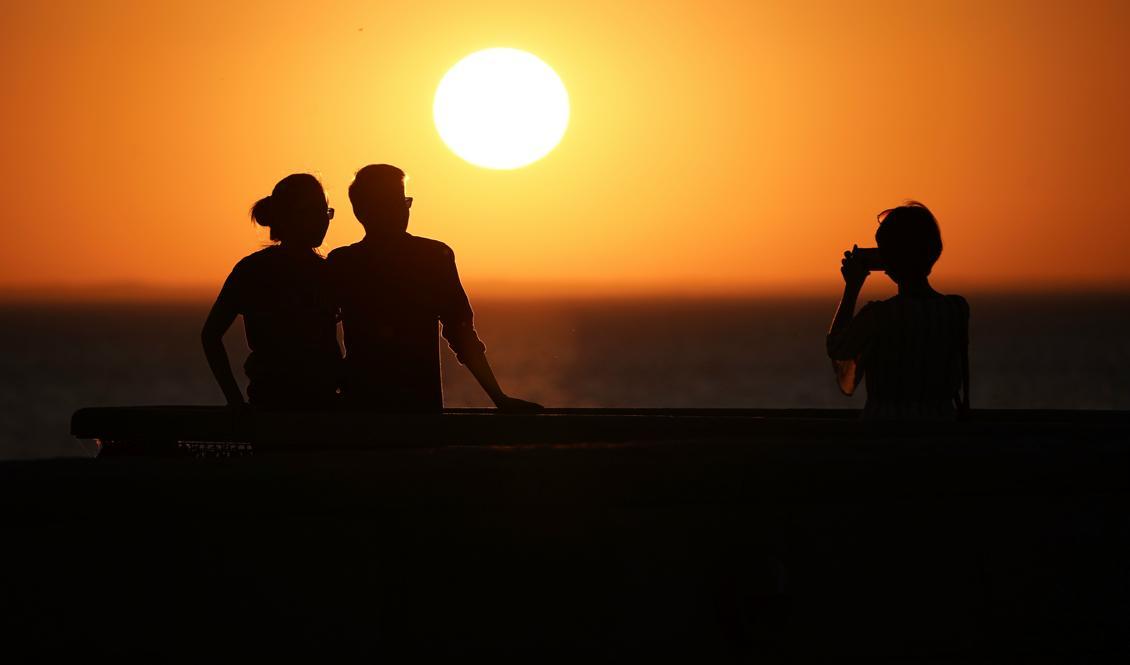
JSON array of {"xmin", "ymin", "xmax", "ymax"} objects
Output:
[{"xmin": 1, "ymin": 0, "xmax": 1128, "ymax": 297}]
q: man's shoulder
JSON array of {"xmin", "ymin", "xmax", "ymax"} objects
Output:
[
  {"xmin": 325, "ymin": 242, "xmax": 364, "ymax": 265},
  {"xmin": 327, "ymin": 235, "xmax": 454, "ymax": 259},
  {"xmin": 405, "ymin": 234, "xmax": 453, "ymax": 254}
]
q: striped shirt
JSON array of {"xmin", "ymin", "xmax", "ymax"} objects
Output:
[{"xmin": 827, "ymin": 293, "xmax": 970, "ymax": 420}]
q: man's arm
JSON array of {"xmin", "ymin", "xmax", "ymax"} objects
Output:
[
  {"xmin": 460, "ymin": 352, "xmax": 541, "ymax": 411},
  {"xmin": 438, "ymin": 247, "xmax": 542, "ymax": 411}
]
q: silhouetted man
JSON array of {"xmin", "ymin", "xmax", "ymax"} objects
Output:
[{"xmin": 327, "ymin": 164, "xmax": 542, "ymax": 412}]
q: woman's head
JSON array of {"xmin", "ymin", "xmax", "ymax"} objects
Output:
[
  {"xmin": 250, "ymin": 174, "xmax": 331, "ymax": 248},
  {"xmin": 875, "ymin": 201, "xmax": 942, "ymax": 281}
]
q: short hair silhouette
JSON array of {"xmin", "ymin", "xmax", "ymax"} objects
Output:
[
  {"xmin": 250, "ymin": 173, "xmax": 329, "ymax": 247},
  {"xmin": 348, "ymin": 164, "xmax": 408, "ymax": 234},
  {"xmin": 328, "ymin": 162, "xmax": 542, "ymax": 413},
  {"xmin": 875, "ymin": 201, "xmax": 943, "ymax": 279},
  {"xmin": 828, "ymin": 199, "xmax": 969, "ymax": 418}
]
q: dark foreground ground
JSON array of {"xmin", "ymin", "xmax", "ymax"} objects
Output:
[{"xmin": 2, "ymin": 409, "xmax": 1128, "ymax": 662}]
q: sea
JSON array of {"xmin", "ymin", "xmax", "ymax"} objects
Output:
[{"xmin": 2, "ymin": 293, "xmax": 1128, "ymax": 460}]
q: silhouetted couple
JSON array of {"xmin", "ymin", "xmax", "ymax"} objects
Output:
[{"xmin": 201, "ymin": 166, "xmax": 541, "ymax": 413}]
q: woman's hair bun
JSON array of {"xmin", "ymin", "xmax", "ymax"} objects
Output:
[
  {"xmin": 247, "ymin": 174, "xmax": 324, "ymax": 244},
  {"xmin": 250, "ymin": 194, "xmax": 275, "ymax": 228}
]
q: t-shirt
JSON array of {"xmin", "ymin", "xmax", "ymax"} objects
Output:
[
  {"xmin": 217, "ymin": 246, "xmax": 341, "ymax": 407},
  {"xmin": 827, "ymin": 293, "xmax": 970, "ymax": 419},
  {"xmin": 326, "ymin": 233, "xmax": 486, "ymax": 411}
]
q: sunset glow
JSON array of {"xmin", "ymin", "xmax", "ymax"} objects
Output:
[{"xmin": 0, "ymin": 1, "xmax": 1128, "ymax": 297}]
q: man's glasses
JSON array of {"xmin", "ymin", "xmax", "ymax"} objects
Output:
[
  {"xmin": 326, "ymin": 207, "xmax": 335, "ymax": 220},
  {"xmin": 345, "ymin": 197, "xmax": 413, "ymax": 210}
]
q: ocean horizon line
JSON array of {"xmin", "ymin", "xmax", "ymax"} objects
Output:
[{"xmin": 3, "ymin": 280, "xmax": 1130, "ymax": 305}]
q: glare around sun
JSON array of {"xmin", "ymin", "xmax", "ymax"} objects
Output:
[{"xmin": 434, "ymin": 48, "xmax": 570, "ymax": 170}]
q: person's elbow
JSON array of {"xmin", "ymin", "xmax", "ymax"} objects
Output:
[
  {"xmin": 452, "ymin": 343, "xmax": 486, "ymax": 367},
  {"xmin": 444, "ymin": 323, "xmax": 486, "ymax": 364},
  {"xmin": 833, "ymin": 360, "xmax": 858, "ymax": 396}
]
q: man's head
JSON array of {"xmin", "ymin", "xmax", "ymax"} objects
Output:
[
  {"xmin": 349, "ymin": 164, "xmax": 411, "ymax": 234},
  {"xmin": 875, "ymin": 201, "xmax": 943, "ymax": 282}
]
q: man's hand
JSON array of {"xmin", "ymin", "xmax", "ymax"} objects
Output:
[
  {"xmin": 461, "ymin": 350, "xmax": 543, "ymax": 412},
  {"xmin": 493, "ymin": 395, "xmax": 544, "ymax": 412}
]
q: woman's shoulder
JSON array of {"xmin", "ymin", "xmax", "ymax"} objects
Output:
[
  {"xmin": 239, "ymin": 245, "xmax": 326, "ymax": 266},
  {"xmin": 233, "ymin": 246, "xmax": 280, "ymax": 269},
  {"xmin": 230, "ymin": 247, "xmax": 327, "ymax": 282}
]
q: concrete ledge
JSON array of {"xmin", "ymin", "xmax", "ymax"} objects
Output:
[{"xmin": 70, "ymin": 405, "xmax": 1130, "ymax": 456}]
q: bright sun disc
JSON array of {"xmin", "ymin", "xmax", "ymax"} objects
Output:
[{"xmin": 434, "ymin": 48, "xmax": 569, "ymax": 170}]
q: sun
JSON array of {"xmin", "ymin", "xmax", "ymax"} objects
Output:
[{"xmin": 434, "ymin": 48, "xmax": 570, "ymax": 170}]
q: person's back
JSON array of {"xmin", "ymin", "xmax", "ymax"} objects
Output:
[
  {"xmin": 832, "ymin": 292, "xmax": 969, "ymax": 419},
  {"xmin": 328, "ymin": 232, "xmax": 480, "ymax": 410},
  {"xmin": 328, "ymin": 164, "xmax": 540, "ymax": 412},
  {"xmin": 202, "ymin": 173, "xmax": 340, "ymax": 410},
  {"xmin": 229, "ymin": 246, "xmax": 340, "ymax": 407},
  {"xmin": 827, "ymin": 202, "xmax": 970, "ymax": 419}
]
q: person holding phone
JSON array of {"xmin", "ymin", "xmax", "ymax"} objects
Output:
[{"xmin": 827, "ymin": 201, "xmax": 970, "ymax": 419}]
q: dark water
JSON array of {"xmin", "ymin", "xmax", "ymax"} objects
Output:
[{"xmin": 2, "ymin": 294, "xmax": 1128, "ymax": 460}]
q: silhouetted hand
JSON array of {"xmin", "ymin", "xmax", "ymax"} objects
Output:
[
  {"xmin": 841, "ymin": 245, "xmax": 869, "ymax": 288},
  {"xmin": 493, "ymin": 395, "xmax": 544, "ymax": 412}
]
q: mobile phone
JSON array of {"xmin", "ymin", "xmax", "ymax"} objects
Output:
[{"xmin": 853, "ymin": 247, "xmax": 885, "ymax": 271}]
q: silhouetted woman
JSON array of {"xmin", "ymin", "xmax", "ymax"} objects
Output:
[
  {"xmin": 202, "ymin": 174, "xmax": 341, "ymax": 410},
  {"xmin": 827, "ymin": 202, "xmax": 970, "ymax": 419}
]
